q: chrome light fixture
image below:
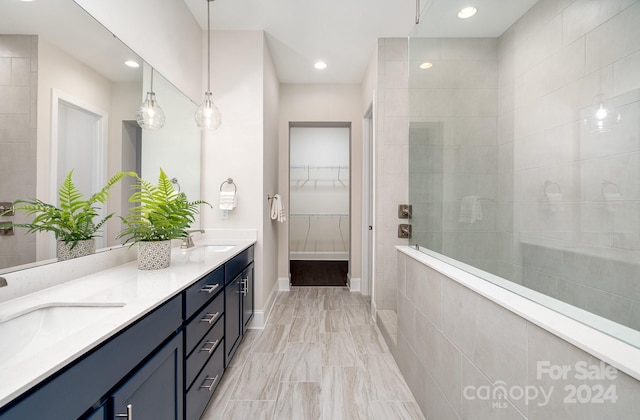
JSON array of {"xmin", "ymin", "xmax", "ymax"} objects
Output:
[
  {"xmin": 583, "ymin": 93, "xmax": 621, "ymax": 133},
  {"xmin": 136, "ymin": 67, "xmax": 166, "ymax": 130},
  {"xmin": 195, "ymin": 0, "xmax": 222, "ymax": 131}
]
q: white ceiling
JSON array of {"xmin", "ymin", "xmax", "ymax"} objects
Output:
[
  {"xmin": 183, "ymin": 0, "xmax": 539, "ymax": 84},
  {"xmin": 1, "ymin": 0, "xmax": 538, "ymax": 86},
  {"xmin": 0, "ymin": 0, "xmax": 143, "ymax": 83}
]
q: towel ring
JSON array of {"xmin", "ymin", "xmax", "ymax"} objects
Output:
[
  {"xmin": 601, "ymin": 180, "xmax": 620, "ymax": 195},
  {"xmin": 220, "ymin": 178, "xmax": 237, "ymax": 193},
  {"xmin": 543, "ymin": 180, "xmax": 561, "ymax": 195}
]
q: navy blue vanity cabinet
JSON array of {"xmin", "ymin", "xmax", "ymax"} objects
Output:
[
  {"xmin": 0, "ymin": 295, "xmax": 182, "ymax": 420},
  {"xmin": 111, "ymin": 332, "xmax": 183, "ymax": 420},
  {"xmin": 224, "ymin": 246, "xmax": 254, "ymax": 367},
  {"xmin": 242, "ymin": 262, "xmax": 254, "ymax": 333},
  {"xmin": 181, "ymin": 265, "xmax": 228, "ymax": 420},
  {"xmin": 224, "ymin": 273, "xmax": 243, "ymax": 364},
  {"xmin": 185, "ymin": 339, "xmax": 224, "ymax": 420},
  {"xmin": 184, "ymin": 266, "xmax": 224, "ymax": 320}
]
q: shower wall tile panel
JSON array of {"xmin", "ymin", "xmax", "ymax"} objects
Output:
[
  {"xmin": 388, "ymin": 249, "xmax": 640, "ymax": 420},
  {"xmin": 0, "ymin": 35, "xmax": 37, "ymax": 270}
]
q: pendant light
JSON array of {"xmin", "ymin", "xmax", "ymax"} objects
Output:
[
  {"xmin": 195, "ymin": 0, "xmax": 222, "ymax": 131},
  {"xmin": 583, "ymin": 93, "xmax": 621, "ymax": 134},
  {"xmin": 136, "ymin": 67, "xmax": 166, "ymax": 130}
]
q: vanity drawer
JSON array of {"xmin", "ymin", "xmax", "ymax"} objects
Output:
[
  {"xmin": 224, "ymin": 245, "xmax": 253, "ymax": 285},
  {"xmin": 184, "ymin": 266, "xmax": 224, "ymax": 320},
  {"xmin": 185, "ymin": 291, "xmax": 224, "ymax": 355},
  {"xmin": 186, "ymin": 341, "xmax": 224, "ymax": 420},
  {"xmin": 185, "ymin": 317, "xmax": 224, "ymax": 388}
]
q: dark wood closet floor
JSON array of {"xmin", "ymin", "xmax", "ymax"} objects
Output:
[{"xmin": 290, "ymin": 260, "xmax": 348, "ymax": 286}]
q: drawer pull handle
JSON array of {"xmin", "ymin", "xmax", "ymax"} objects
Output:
[
  {"xmin": 200, "ymin": 283, "xmax": 219, "ymax": 294},
  {"xmin": 201, "ymin": 311, "xmax": 220, "ymax": 324},
  {"xmin": 200, "ymin": 339, "xmax": 220, "ymax": 354},
  {"xmin": 200, "ymin": 374, "xmax": 219, "ymax": 391},
  {"xmin": 116, "ymin": 404, "xmax": 133, "ymax": 419}
]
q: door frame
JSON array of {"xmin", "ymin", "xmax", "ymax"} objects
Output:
[
  {"xmin": 362, "ymin": 102, "xmax": 375, "ymax": 297},
  {"xmin": 288, "ymin": 122, "xmax": 352, "ymax": 287},
  {"xmin": 50, "ymin": 88, "xmax": 108, "ymax": 254}
]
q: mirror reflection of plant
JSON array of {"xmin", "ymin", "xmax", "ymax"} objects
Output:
[
  {"xmin": 4, "ymin": 170, "xmax": 133, "ymax": 248},
  {"xmin": 118, "ymin": 168, "xmax": 210, "ymax": 244}
]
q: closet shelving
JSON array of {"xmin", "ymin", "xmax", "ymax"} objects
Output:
[
  {"xmin": 289, "ymin": 213, "xmax": 349, "ymax": 259},
  {"xmin": 289, "ymin": 165, "xmax": 349, "ymax": 260},
  {"xmin": 290, "ymin": 165, "xmax": 349, "ymax": 188}
]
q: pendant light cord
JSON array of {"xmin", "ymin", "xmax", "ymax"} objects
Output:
[{"xmin": 207, "ymin": 0, "xmax": 212, "ymax": 93}]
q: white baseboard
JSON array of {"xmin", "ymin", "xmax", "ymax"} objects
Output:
[
  {"xmin": 248, "ymin": 277, "xmax": 280, "ymax": 329},
  {"xmin": 278, "ymin": 276, "xmax": 290, "ymax": 291},
  {"xmin": 349, "ymin": 277, "xmax": 361, "ymax": 292}
]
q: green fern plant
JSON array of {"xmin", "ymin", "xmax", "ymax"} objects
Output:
[
  {"xmin": 5, "ymin": 170, "xmax": 132, "ymax": 248},
  {"xmin": 117, "ymin": 168, "xmax": 210, "ymax": 244}
]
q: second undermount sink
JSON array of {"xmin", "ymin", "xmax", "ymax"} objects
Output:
[
  {"xmin": 202, "ymin": 245, "xmax": 234, "ymax": 252},
  {"xmin": 184, "ymin": 244, "xmax": 234, "ymax": 253},
  {"xmin": 0, "ymin": 302, "xmax": 125, "ymax": 367}
]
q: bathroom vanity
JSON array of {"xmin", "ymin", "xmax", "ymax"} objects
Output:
[{"xmin": 0, "ymin": 241, "xmax": 255, "ymax": 420}]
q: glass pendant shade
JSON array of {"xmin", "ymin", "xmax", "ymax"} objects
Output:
[
  {"xmin": 137, "ymin": 91, "xmax": 166, "ymax": 130},
  {"xmin": 195, "ymin": 91, "xmax": 221, "ymax": 131},
  {"xmin": 583, "ymin": 94, "xmax": 621, "ymax": 134}
]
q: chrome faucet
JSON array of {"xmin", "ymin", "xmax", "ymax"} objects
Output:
[
  {"xmin": 181, "ymin": 229, "xmax": 205, "ymax": 249},
  {"xmin": 0, "ymin": 277, "xmax": 7, "ymax": 287}
]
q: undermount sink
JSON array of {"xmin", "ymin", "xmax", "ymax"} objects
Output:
[
  {"xmin": 202, "ymin": 245, "xmax": 234, "ymax": 252},
  {"xmin": 184, "ymin": 244, "xmax": 234, "ymax": 253},
  {"xmin": 0, "ymin": 302, "xmax": 125, "ymax": 367}
]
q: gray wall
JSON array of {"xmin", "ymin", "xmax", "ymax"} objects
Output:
[
  {"xmin": 0, "ymin": 35, "xmax": 37, "ymax": 269},
  {"xmin": 389, "ymin": 249, "xmax": 640, "ymax": 419}
]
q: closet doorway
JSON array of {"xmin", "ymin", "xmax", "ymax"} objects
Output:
[{"xmin": 289, "ymin": 123, "xmax": 350, "ymax": 287}]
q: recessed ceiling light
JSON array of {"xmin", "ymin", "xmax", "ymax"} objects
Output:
[
  {"xmin": 457, "ymin": 6, "xmax": 478, "ymax": 19},
  {"xmin": 419, "ymin": 62, "xmax": 433, "ymax": 70},
  {"xmin": 314, "ymin": 61, "xmax": 327, "ymax": 70},
  {"xmin": 124, "ymin": 60, "xmax": 140, "ymax": 68}
]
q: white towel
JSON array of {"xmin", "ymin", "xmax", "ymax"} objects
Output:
[
  {"xmin": 459, "ymin": 195, "xmax": 483, "ymax": 224},
  {"xmin": 270, "ymin": 194, "xmax": 286, "ymax": 223},
  {"xmin": 603, "ymin": 191, "xmax": 621, "ymax": 212},
  {"xmin": 219, "ymin": 191, "xmax": 237, "ymax": 210}
]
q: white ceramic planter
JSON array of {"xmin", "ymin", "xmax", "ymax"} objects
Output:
[
  {"xmin": 56, "ymin": 239, "xmax": 95, "ymax": 261},
  {"xmin": 137, "ymin": 240, "xmax": 171, "ymax": 270}
]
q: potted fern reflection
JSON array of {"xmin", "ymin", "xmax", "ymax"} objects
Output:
[
  {"xmin": 6, "ymin": 170, "xmax": 130, "ymax": 261},
  {"xmin": 118, "ymin": 168, "xmax": 210, "ymax": 270}
]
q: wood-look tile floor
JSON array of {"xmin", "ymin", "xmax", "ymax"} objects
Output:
[{"xmin": 201, "ymin": 287, "xmax": 425, "ymax": 420}]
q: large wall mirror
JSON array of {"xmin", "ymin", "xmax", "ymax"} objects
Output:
[{"xmin": 0, "ymin": 0, "xmax": 201, "ymax": 274}]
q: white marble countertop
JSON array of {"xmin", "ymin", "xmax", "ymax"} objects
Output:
[{"xmin": 0, "ymin": 236, "xmax": 255, "ymax": 408}]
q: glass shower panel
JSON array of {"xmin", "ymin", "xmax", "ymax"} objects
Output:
[{"xmin": 408, "ymin": 0, "xmax": 640, "ymax": 347}]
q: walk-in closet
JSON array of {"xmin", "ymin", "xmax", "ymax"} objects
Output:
[{"xmin": 289, "ymin": 124, "xmax": 350, "ymax": 286}]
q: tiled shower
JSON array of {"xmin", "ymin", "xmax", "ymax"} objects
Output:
[
  {"xmin": 374, "ymin": 0, "xmax": 640, "ymax": 418},
  {"xmin": 0, "ymin": 35, "xmax": 37, "ymax": 270}
]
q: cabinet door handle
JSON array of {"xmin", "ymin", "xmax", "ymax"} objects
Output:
[
  {"xmin": 199, "ymin": 283, "xmax": 219, "ymax": 294},
  {"xmin": 199, "ymin": 374, "xmax": 219, "ymax": 391},
  {"xmin": 240, "ymin": 278, "xmax": 248, "ymax": 296},
  {"xmin": 199, "ymin": 338, "xmax": 220, "ymax": 354},
  {"xmin": 200, "ymin": 311, "xmax": 220, "ymax": 324},
  {"xmin": 115, "ymin": 404, "xmax": 133, "ymax": 420}
]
